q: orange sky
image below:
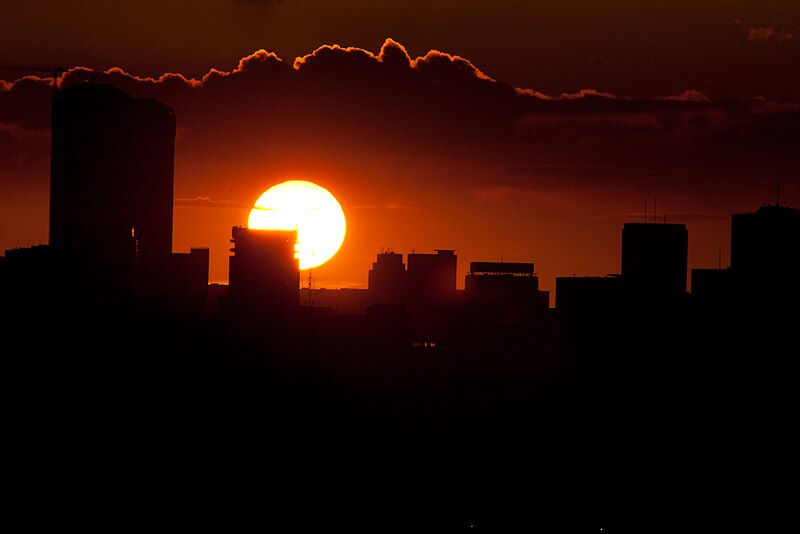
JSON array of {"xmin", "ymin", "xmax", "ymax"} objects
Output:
[{"xmin": 2, "ymin": 9, "xmax": 799, "ymax": 296}]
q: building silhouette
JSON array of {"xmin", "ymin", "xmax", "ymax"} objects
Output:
[
  {"xmin": 168, "ymin": 247, "xmax": 210, "ymax": 316},
  {"xmin": 692, "ymin": 203, "xmax": 800, "ymax": 310},
  {"xmin": 0, "ymin": 79, "xmax": 792, "ymax": 520},
  {"xmin": 50, "ymin": 83, "xmax": 176, "ymax": 301},
  {"xmin": 300, "ymin": 287, "xmax": 370, "ymax": 314},
  {"xmin": 690, "ymin": 267, "xmax": 734, "ymax": 308},
  {"xmin": 406, "ymin": 249, "xmax": 457, "ymax": 306},
  {"xmin": 556, "ymin": 275, "xmax": 623, "ymax": 366},
  {"xmin": 465, "ymin": 261, "xmax": 542, "ymax": 309},
  {"xmin": 731, "ymin": 204, "xmax": 800, "ymax": 297},
  {"xmin": 402, "ymin": 249, "xmax": 458, "ymax": 341},
  {"xmin": 368, "ymin": 251, "xmax": 406, "ymax": 304},
  {"xmin": 0, "ymin": 245, "xmax": 58, "ymax": 313},
  {"xmin": 621, "ymin": 222, "xmax": 688, "ymax": 303},
  {"xmin": 228, "ymin": 226, "xmax": 299, "ymax": 318}
]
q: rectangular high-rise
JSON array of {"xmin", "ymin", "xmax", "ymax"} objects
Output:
[
  {"xmin": 368, "ymin": 251, "xmax": 406, "ymax": 304},
  {"xmin": 465, "ymin": 261, "xmax": 540, "ymax": 309},
  {"xmin": 228, "ymin": 227, "xmax": 299, "ymax": 316},
  {"xmin": 730, "ymin": 204, "xmax": 800, "ymax": 303},
  {"xmin": 406, "ymin": 249, "xmax": 457, "ymax": 306},
  {"xmin": 49, "ymin": 83, "xmax": 176, "ymax": 292},
  {"xmin": 731, "ymin": 204, "xmax": 800, "ymax": 279}
]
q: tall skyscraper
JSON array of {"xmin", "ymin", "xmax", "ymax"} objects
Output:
[{"xmin": 49, "ymin": 83, "xmax": 176, "ymax": 295}]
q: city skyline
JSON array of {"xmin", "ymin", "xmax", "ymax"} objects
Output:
[
  {"xmin": 2, "ymin": 4, "xmax": 798, "ymax": 528},
  {"xmin": 3, "ymin": 28, "xmax": 798, "ymax": 292}
]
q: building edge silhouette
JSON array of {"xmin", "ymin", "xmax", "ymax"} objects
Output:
[{"xmin": 0, "ymin": 81, "xmax": 797, "ymax": 526}]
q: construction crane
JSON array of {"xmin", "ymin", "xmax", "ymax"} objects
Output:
[{"xmin": 0, "ymin": 66, "xmax": 66, "ymax": 92}]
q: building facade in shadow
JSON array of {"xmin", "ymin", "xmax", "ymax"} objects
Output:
[
  {"xmin": 368, "ymin": 251, "xmax": 406, "ymax": 305},
  {"xmin": 465, "ymin": 261, "xmax": 542, "ymax": 310},
  {"xmin": 50, "ymin": 83, "xmax": 176, "ymax": 304},
  {"xmin": 621, "ymin": 222, "xmax": 688, "ymax": 305},
  {"xmin": 406, "ymin": 249, "xmax": 457, "ymax": 307},
  {"xmin": 731, "ymin": 203, "xmax": 800, "ymax": 299},
  {"xmin": 228, "ymin": 226, "xmax": 299, "ymax": 320}
]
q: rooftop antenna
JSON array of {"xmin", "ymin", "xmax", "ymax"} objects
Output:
[
  {"xmin": 644, "ymin": 195, "xmax": 647, "ymax": 223},
  {"xmin": 306, "ymin": 268, "xmax": 314, "ymax": 306},
  {"xmin": 653, "ymin": 195, "xmax": 657, "ymax": 224}
]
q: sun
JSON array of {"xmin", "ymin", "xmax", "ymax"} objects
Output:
[{"xmin": 247, "ymin": 180, "xmax": 346, "ymax": 270}]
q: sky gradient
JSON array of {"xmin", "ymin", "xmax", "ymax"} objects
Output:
[{"xmin": 1, "ymin": 2, "xmax": 798, "ymax": 293}]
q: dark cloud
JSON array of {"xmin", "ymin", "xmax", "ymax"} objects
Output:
[
  {"xmin": 378, "ymin": 38, "xmax": 412, "ymax": 70},
  {"xmin": 747, "ymin": 25, "xmax": 797, "ymax": 42},
  {"xmin": 0, "ymin": 76, "xmax": 53, "ymax": 130},
  {"xmin": 2, "ymin": 40, "xmax": 797, "ymax": 196},
  {"xmin": 664, "ymin": 90, "xmax": 709, "ymax": 102}
]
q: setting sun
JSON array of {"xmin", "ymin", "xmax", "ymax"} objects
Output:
[{"xmin": 247, "ymin": 180, "xmax": 346, "ymax": 270}]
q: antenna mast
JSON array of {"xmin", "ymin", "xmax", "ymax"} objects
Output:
[
  {"xmin": 644, "ymin": 196, "xmax": 647, "ymax": 223},
  {"xmin": 305, "ymin": 269, "xmax": 313, "ymax": 306},
  {"xmin": 653, "ymin": 195, "xmax": 657, "ymax": 224}
]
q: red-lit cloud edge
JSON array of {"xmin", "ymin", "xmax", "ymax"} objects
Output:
[
  {"xmin": 1, "ymin": 38, "xmax": 713, "ymax": 102},
  {"xmin": 1, "ymin": 38, "xmax": 798, "ymax": 290},
  {"xmin": 1, "ymin": 38, "xmax": 798, "ymax": 204}
]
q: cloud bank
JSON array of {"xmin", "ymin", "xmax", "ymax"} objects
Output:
[
  {"xmin": 2, "ymin": 38, "xmax": 797, "ymax": 208},
  {"xmin": 1, "ymin": 39, "xmax": 798, "ymax": 286}
]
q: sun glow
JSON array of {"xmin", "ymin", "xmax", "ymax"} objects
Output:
[{"xmin": 247, "ymin": 180, "xmax": 346, "ymax": 270}]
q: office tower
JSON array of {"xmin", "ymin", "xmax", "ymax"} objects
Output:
[
  {"xmin": 406, "ymin": 249, "xmax": 457, "ymax": 306},
  {"xmin": 228, "ymin": 227, "xmax": 299, "ymax": 316},
  {"xmin": 621, "ymin": 223, "xmax": 688, "ymax": 301},
  {"xmin": 368, "ymin": 251, "xmax": 406, "ymax": 304},
  {"xmin": 49, "ymin": 83, "xmax": 176, "ymax": 294},
  {"xmin": 731, "ymin": 204, "xmax": 800, "ymax": 286}
]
